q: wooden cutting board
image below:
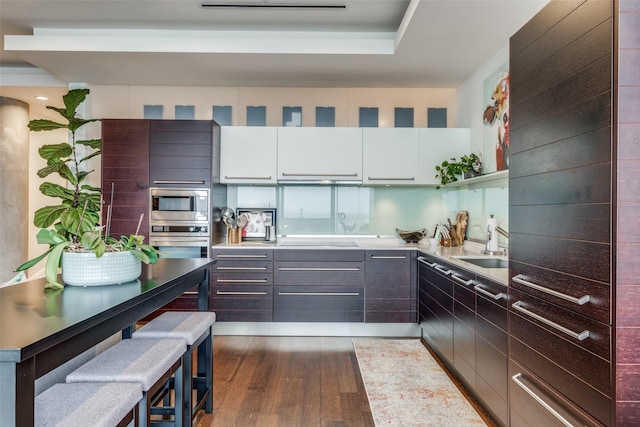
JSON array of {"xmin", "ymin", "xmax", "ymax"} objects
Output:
[{"xmin": 450, "ymin": 210, "xmax": 469, "ymax": 246}]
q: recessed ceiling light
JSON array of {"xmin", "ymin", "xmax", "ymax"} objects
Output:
[{"xmin": 35, "ymin": 96, "xmax": 48, "ymax": 100}]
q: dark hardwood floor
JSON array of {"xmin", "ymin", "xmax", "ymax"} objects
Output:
[{"xmin": 195, "ymin": 336, "xmax": 375, "ymax": 427}]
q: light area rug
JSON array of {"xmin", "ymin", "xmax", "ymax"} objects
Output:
[{"xmin": 353, "ymin": 338, "xmax": 487, "ymax": 427}]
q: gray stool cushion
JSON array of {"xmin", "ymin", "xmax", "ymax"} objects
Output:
[
  {"xmin": 35, "ymin": 382, "xmax": 142, "ymax": 427},
  {"xmin": 66, "ymin": 338, "xmax": 186, "ymax": 391},
  {"xmin": 133, "ymin": 312, "xmax": 216, "ymax": 345}
]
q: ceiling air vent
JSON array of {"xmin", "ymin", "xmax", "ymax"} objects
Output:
[{"xmin": 201, "ymin": 2, "xmax": 346, "ymax": 9}]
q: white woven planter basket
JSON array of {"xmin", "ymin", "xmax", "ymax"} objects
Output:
[{"xmin": 62, "ymin": 251, "xmax": 141, "ymax": 287}]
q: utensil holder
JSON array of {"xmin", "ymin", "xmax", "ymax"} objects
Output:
[{"xmin": 227, "ymin": 227, "xmax": 242, "ymax": 244}]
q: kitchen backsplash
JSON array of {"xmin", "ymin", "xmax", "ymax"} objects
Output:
[{"xmin": 225, "ymin": 177, "xmax": 508, "ymax": 241}]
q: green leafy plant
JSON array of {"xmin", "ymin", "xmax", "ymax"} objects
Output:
[
  {"xmin": 16, "ymin": 89, "xmax": 158, "ymax": 289},
  {"xmin": 435, "ymin": 153, "xmax": 482, "ymax": 189}
]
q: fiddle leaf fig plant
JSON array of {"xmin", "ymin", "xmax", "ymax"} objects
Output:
[
  {"xmin": 435, "ymin": 153, "xmax": 482, "ymax": 189},
  {"xmin": 16, "ymin": 89, "xmax": 158, "ymax": 290}
]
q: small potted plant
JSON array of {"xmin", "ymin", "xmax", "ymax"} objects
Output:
[
  {"xmin": 435, "ymin": 153, "xmax": 482, "ymax": 189},
  {"xmin": 16, "ymin": 89, "xmax": 159, "ymax": 290}
]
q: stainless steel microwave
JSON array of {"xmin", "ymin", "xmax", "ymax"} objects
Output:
[{"xmin": 150, "ymin": 188, "xmax": 209, "ymax": 223}]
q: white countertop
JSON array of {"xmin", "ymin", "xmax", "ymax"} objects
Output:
[{"xmin": 214, "ymin": 235, "xmax": 509, "ymax": 285}]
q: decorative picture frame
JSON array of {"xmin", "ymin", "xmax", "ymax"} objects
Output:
[{"xmin": 237, "ymin": 208, "xmax": 276, "ymax": 241}]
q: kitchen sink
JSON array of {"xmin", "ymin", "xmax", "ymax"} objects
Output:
[{"xmin": 453, "ymin": 257, "xmax": 508, "ymax": 269}]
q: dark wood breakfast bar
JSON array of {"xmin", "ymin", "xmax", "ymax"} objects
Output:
[{"xmin": 0, "ymin": 257, "xmax": 214, "ymax": 427}]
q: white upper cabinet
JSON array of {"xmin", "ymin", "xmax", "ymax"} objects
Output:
[
  {"xmin": 362, "ymin": 128, "xmax": 420, "ymax": 185},
  {"xmin": 418, "ymin": 128, "xmax": 471, "ymax": 185},
  {"xmin": 221, "ymin": 126, "xmax": 278, "ymax": 184},
  {"xmin": 277, "ymin": 127, "xmax": 363, "ymax": 182}
]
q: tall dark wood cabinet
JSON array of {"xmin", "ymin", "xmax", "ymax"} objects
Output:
[
  {"xmin": 509, "ymin": 0, "xmax": 640, "ymax": 425},
  {"xmin": 101, "ymin": 119, "xmax": 150, "ymax": 240}
]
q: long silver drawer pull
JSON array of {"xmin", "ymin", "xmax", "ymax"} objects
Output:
[
  {"xmin": 216, "ymin": 290, "xmax": 268, "ymax": 296},
  {"xmin": 367, "ymin": 177, "xmax": 415, "ymax": 181},
  {"xmin": 152, "ymin": 180, "xmax": 205, "ymax": 184},
  {"xmin": 281, "ymin": 172, "xmax": 359, "ymax": 177},
  {"xmin": 217, "ymin": 266, "xmax": 268, "ymax": 271},
  {"xmin": 216, "ymin": 254, "xmax": 268, "ymax": 258},
  {"xmin": 224, "ymin": 175, "xmax": 272, "ymax": 180},
  {"xmin": 184, "ymin": 291, "xmax": 199, "ymax": 295},
  {"xmin": 277, "ymin": 267, "xmax": 360, "ymax": 271},
  {"xmin": 371, "ymin": 256, "xmax": 407, "ymax": 259},
  {"xmin": 451, "ymin": 274, "xmax": 474, "ymax": 286},
  {"xmin": 434, "ymin": 265, "xmax": 451, "ymax": 275},
  {"xmin": 278, "ymin": 292, "xmax": 360, "ymax": 296},
  {"xmin": 474, "ymin": 284, "xmax": 504, "ymax": 300},
  {"xmin": 512, "ymin": 374, "xmax": 575, "ymax": 427},
  {"xmin": 512, "ymin": 301, "xmax": 590, "ymax": 341},
  {"xmin": 512, "ymin": 275, "xmax": 590, "ymax": 306},
  {"xmin": 417, "ymin": 257, "xmax": 434, "ymax": 266},
  {"xmin": 217, "ymin": 279, "xmax": 268, "ymax": 283}
]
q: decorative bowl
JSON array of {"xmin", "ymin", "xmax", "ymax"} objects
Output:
[{"xmin": 396, "ymin": 228, "xmax": 428, "ymax": 244}]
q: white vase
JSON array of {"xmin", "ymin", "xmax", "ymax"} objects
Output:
[{"xmin": 62, "ymin": 251, "xmax": 141, "ymax": 287}]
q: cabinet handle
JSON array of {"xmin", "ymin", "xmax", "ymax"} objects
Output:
[
  {"xmin": 371, "ymin": 255, "xmax": 407, "ymax": 259},
  {"xmin": 474, "ymin": 284, "xmax": 504, "ymax": 300},
  {"xmin": 512, "ymin": 301, "xmax": 590, "ymax": 341},
  {"xmin": 217, "ymin": 266, "xmax": 268, "ymax": 271},
  {"xmin": 278, "ymin": 291, "xmax": 360, "ymax": 296},
  {"xmin": 216, "ymin": 290, "xmax": 268, "ymax": 296},
  {"xmin": 512, "ymin": 274, "xmax": 590, "ymax": 306},
  {"xmin": 183, "ymin": 291, "xmax": 199, "ymax": 295},
  {"xmin": 224, "ymin": 175, "xmax": 272, "ymax": 180},
  {"xmin": 216, "ymin": 254, "xmax": 268, "ymax": 258},
  {"xmin": 277, "ymin": 267, "xmax": 360, "ymax": 271},
  {"xmin": 152, "ymin": 180, "xmax": 205, "ymax": 185},
  {"xmin": 367, "ymin": 177, "xmax": 415, "ymax": 181},
  {"xmin": 281, "ymin": 172, "xmax": 359, "ymax": 177},
  {"xmin": 417, "ymin": 257, "xmax": 437, "ymax": 268},
  {"xmin": 217, "ymin": 279, "xmax": 268, "ymax": 283},
  {"xmin": 434, "ymin": 265, "xmax": 451, "ymax": 275},
  {"xmin": 512, "ymin": 373, "xmax": 575, "ymax": 427},
  {"xmin": 451, "ymin": 274, "xmax": 474, "ymax": 286}
]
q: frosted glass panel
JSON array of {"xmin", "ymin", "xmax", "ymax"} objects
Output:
[
  {"xmin": 394, "ymin": 108, "xmax": 414, "ymax": 128},
  {"xmin": 247, "ymin": 106, "xmax": 266, "ymax": 126},
  {"xmin": 213, "ymin": 105, "xmax": 232, "ymax": 125},
  {"xmin": 428, "ymin": 108, "xmax": 447, "ymax": 128},
  {"xmin": 316, "ymin": 107, "xmax": 335, "ymax": 127},
  {"xmin": 143, "ymin": 105, "xmax": 163, "ymax": 119},
  {"xmin": 175, "ymin": 105, "xmax": 195, "ymax": 120},
  {"xmin": 283, "ymin": 106, "xmax": 302, "ymax": 127},
  {"xmin": 359, "ymin": 107, "xmax": 378, "ymax": 128}
]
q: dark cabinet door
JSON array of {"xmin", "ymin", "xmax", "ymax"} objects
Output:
[
  {"xmin": 273, "ymin": 250, "xmax": 364, "ymax": 322},
  {"xmin": 149, "ymin": 120, "xmax": 213, "ymax": 187},
  {"xmin": 364, "ymin": 250, "xmax": 417, "ymax": 323},
  {"xmin": 211, "ymin": 248, "xmax": 273, "ymax": 321},
  {"xmin": 101, "ymin": 119, "xmax": 150, "ymax": 240},
  {"xmin": 474, "ymin": 276, "xmax": 508, "ymax": 427}
]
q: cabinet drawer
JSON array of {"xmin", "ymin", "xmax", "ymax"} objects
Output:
[
  {"xmin": 511, "ymin": 260, "xmax": 610, "ymax": 324},
  {"xmin": 214, "ymin": 260, "xmax": 274, "ymax": 274},
  {"xmin": 477, "ymin": 314, "xmax": 507, "ymax": 355},
  {"xmin": 213, "ymin": 273, "xmax": 273, "ymax": 286},
  {"xmin": 212, "ymin": 286, "xmax": 273, "ymax": 308},
  {"xmin": 365, "ymin": 250, "xmax": 411, "ymax": 272},
  {"xmin": 477, "ymin": 292, "xmax": 508, "ymax": 332},
  {"xmin": 275, "ymin": 262, "xmax": 364, "ymax": 286},
  {"xmin": 509, "ymin": 360, "xmax": 607, "ymax": 427},
  {"xmin": 274, "ymin": 285, "xmax": 364, "ymax": 322},
  {"xmin": 275, "ymin": 249, "xmax": 364, "ymax": 262},
  {"xmin": 212, "ymin": 248, "xmax": 273, "ymax": 260}
]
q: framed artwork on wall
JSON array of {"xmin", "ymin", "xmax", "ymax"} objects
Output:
[{"xmin": 482, "ymin": 63, "xmax": 510, "ymax": 172}]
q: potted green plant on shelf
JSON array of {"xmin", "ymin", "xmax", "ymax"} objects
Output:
[
  {"xmin": 434, "ymin": 153, "xmax": 482, "ymax": 189},
  {"xmin": 16, "ymin": 88, "xmax": 159, "ymax": 290}
]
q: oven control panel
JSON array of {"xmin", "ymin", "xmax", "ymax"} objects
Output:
[{"xmin": 150, "ymin": 224, "xmax": 209, "ymax": 235}]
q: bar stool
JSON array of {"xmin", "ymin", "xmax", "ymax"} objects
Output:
[
  {"xmin": 66, "ymin": 338, "xmax": 186, "ymax": 427},
  {"xmin": 35, "ymin": 382, "xmax": 142, "ymax": 427},
  {"xmin": 133, "ymin": 312, "xmax": 215, "ymax": 426}
]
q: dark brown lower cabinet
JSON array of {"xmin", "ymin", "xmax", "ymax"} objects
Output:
[
  {"xmin": 364, "ymin": 250, "xmax": 417, "ymax": 323},
  {"xmin": 211, "ymin": 248, "xmax": 274, "ymax": 321},
  {"xmin": 419, "ymin": 253, "xmax": 509, "ymax": 427},
  {"xmin": 273, "ymin": 249, "xmax": 365, "ymax": 322}
]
